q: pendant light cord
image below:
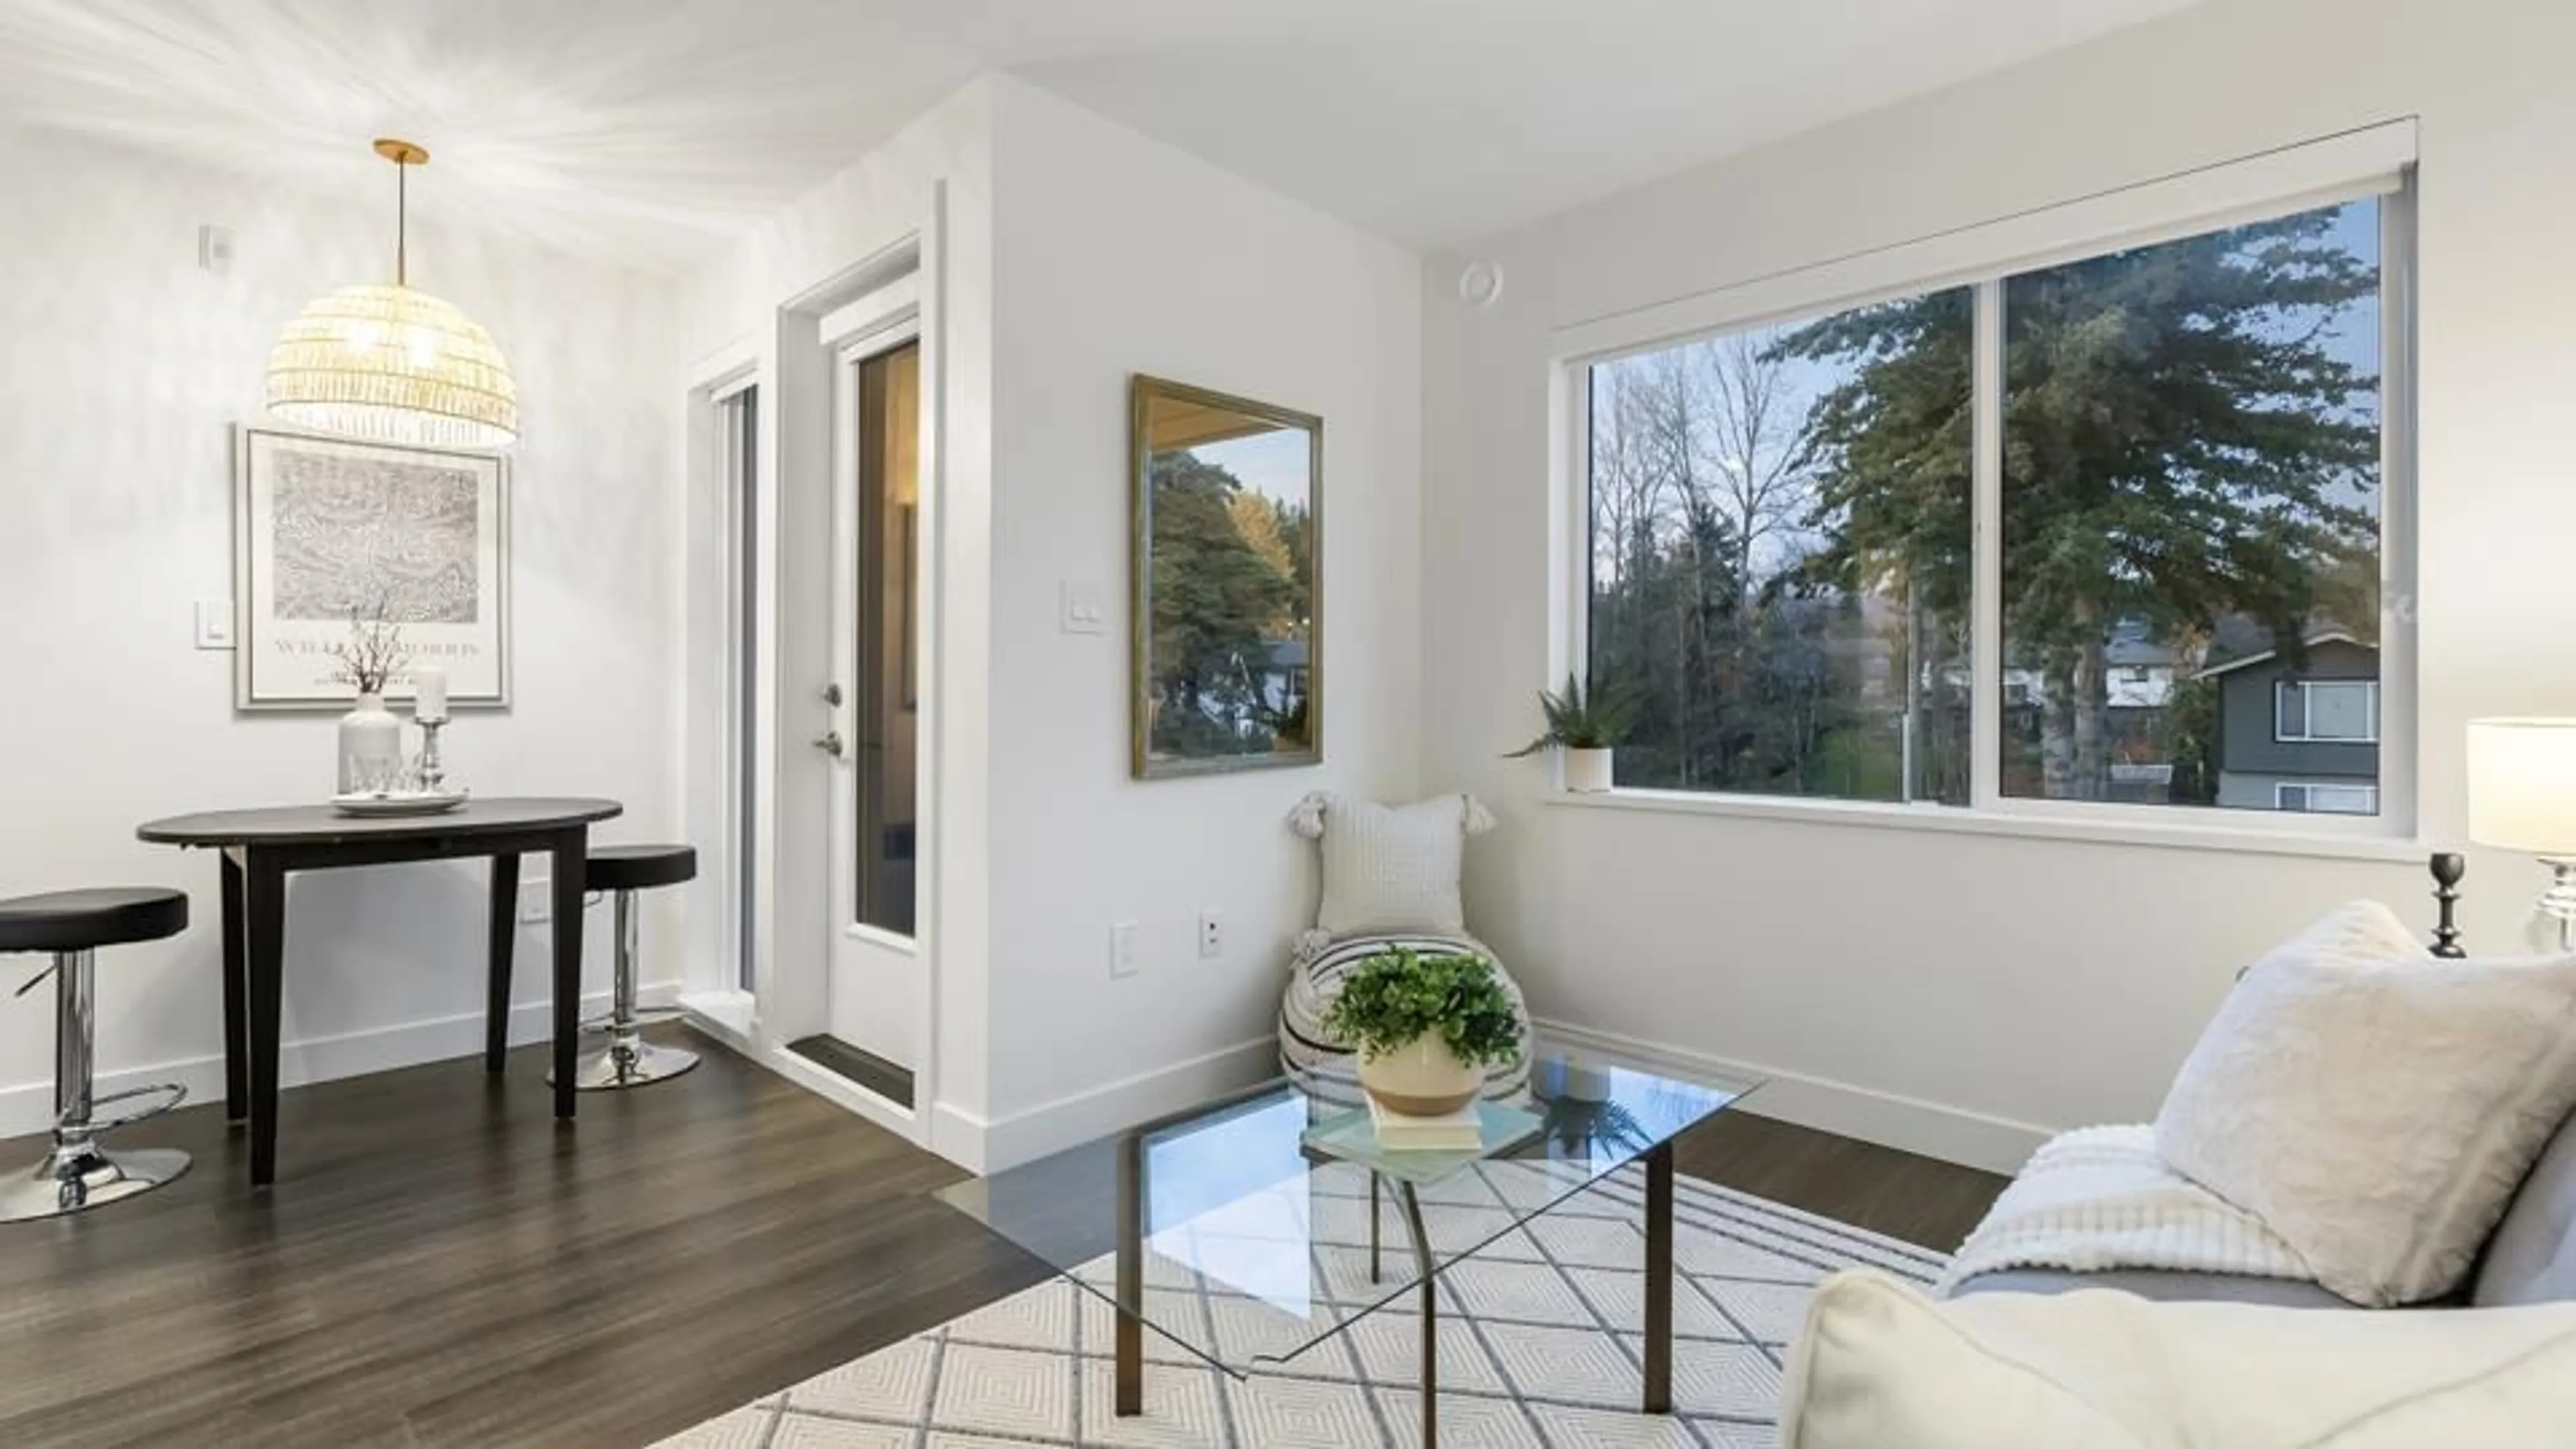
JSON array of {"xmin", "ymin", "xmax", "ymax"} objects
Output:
[{"xmin": 395, "ymin": 155, "xmax": 409, "ymax": 288}]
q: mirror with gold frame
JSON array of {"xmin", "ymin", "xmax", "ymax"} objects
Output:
[{"xmin": 1130, "ymin": 374, "xmax": 1321, "ymax": 779}]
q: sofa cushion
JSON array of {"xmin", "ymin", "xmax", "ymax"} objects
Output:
[
  {"xmin": 1947, "ymin": 1265, "xmax": 2353, "ymax": 1309},
  {"xmin": 2153, "ymin": 902, "xmax": 2576, "ymax": 1305},
  {"xmin": 2476, "ymin": 1104, "xmax": 2576, "ymax": 1306},
  {"xmin": 1783, "ymin": 1269, "xmax": 2576, "ymax": 1449}
]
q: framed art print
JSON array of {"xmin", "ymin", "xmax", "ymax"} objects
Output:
[{"xmin": 234, "ymin": 425, "xmax": 511, "ymax": 710}]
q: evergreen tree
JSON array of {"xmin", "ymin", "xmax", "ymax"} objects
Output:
[{"xmin": 1770, "ymin": 207, "xmax": 2379, "ymax": 798}]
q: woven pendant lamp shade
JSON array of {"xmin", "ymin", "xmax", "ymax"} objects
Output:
[
  {"xmin": 266, "ymin": 139, "xmax": 518, "ymax": 451},
  {"xmin": 267, "ymin": 282, "xmax": 517, "ymax": 449}
]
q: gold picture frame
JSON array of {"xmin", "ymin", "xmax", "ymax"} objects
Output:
[{"xmin": 1130, "ymin": 374, "xmax": 1322, "ymax": 779}]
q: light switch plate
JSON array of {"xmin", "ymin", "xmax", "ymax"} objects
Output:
[
  {"xmin": 195, "ymin": 600, "xmax": 235, "ymax": 650},
  {"xmin": 1110, "ymin": 920, "xmax": 1141, "ymax": 978},
  {"xmin": 1061, "ymin": 580, "xmax": 1108, "ymax": 635}
]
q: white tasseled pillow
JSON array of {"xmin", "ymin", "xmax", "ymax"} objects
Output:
[
  {"xmin": 2154, "ymin": 900, "xmax": 2576, "ymax": 1306},
  {"xmin": 1287, "ymin": 792, "xmax": 1494, "ymax": 937}
]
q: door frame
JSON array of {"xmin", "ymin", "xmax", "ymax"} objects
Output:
[{"xmin": 755, "ymin": 209, "xmax": 946, "ymax": 1147}]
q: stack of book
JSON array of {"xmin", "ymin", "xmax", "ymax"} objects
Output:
[
  {"xmin": 1366, "ymin": 1095, "xmax": 1485, "ymax": 1150},
  {"xmin": 1303, "ymin": 1096, "xmax": 1544, "ymax": 1177}
]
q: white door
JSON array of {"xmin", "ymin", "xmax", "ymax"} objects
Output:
[{"xmin": 822, "ymin": 321, "xmax": 924, "ymax": 1076}]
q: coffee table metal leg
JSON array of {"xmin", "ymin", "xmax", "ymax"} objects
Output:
[
  {"xmin": 1644, "ymin": 1139, "xmax": 1674, "ymax": 1413},
  {"xmin": 1368, "ymin": 1171, "xmax": 1382, "ymax": 1284},
  {"xmin": 1116, "ymin": 1129, "xmax": 1144, "ymax": 1417},
  {"xmin": 1398, "ymin": 1182, "xmax": 1436, "ymax": 1444}
]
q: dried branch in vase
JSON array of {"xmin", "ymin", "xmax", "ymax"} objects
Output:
[{"xmin": 327, "ymin": 600, "xmax": 410, "ymax": 697}]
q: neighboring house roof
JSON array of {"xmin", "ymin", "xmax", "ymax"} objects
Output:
[{"xmin": 2194, "ymin": 616, "xmax": 2376, "ymax": 679}]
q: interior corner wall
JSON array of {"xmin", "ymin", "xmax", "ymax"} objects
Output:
[
  {"xmin": 1421, "ymin": 0, "xmax": 2576, "ymax": 1173},
  {"xmin": 0, "ymin": 129, "xmax": 686, "ymax": 1136},
  {"xmin": 977, "ymin": 78, "xmax": 1424, "ymax": 1162}
]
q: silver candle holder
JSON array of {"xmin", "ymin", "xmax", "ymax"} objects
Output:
[{"xmin": 415, "ymin": 714, "xmax": 450, "ymax": 794}]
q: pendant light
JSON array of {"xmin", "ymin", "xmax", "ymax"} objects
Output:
[{"xmin": 266, "ymin": 138, "xmax": 519, "ymax": 450}]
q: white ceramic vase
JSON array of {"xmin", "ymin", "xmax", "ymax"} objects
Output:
[
  {"xmin": 1358, "ymin": 1032, "xmax": 1483, "ymax": 1117},
  {"xmin": 1564, "ymin": 746, "xmax": 1615, "ymax": 793},
  {"xmin": 337, "ymin": 692, "xmax": 404, "ymax": 793}
]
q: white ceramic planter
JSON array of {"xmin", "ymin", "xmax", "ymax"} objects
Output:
[
  {"xmin": 1358, "ymin": 1032, "xmax": 1483, "ymax": 1116},
  {"xmin": 1564, "ymin": 746, "xmax": 1615, "ymax": 794}
]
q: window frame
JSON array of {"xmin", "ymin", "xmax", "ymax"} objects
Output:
[
  {"xmin": 2277, "ymin": 782, "xmax": 2379, "ymax": 815},
  {"xmin": 1550, "ymin": 124, "xmax": 2418, "ymax": 847},
  {"xmin": 2275, "ymin": 679, "xmax": 2381, "ymax": 745}
]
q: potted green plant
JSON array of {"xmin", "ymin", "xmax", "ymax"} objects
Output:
[
  {"xmin": 1505, "ymin": 672, "xmax": 1633, "ymax": 793},
  {"xmin": 1322, "ymin": 947, "xmax": 1523, "ymax": 1116}
]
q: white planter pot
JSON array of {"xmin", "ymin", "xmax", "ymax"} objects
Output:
[
  {"xmin": 1564, "ymin": 747, "xmax": 1615, "ymax": 793},
  {"xmin": 1358, "ymin": 1032, "xmax": 1483, "ymax": 1117},
  {"xmin": 337, "ymin": 692, "xmax": 404, "ymax": 793}
]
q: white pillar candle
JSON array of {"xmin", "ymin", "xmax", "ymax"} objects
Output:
[{"xmin": 413, "ymin": 663, "xmax": 449, "ymax": 720}]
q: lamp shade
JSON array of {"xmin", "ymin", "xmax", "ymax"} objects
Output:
[
  {"xmin": 266, "ymin": 282, "xmax": 518, "ymax": 450},
  {"xmin": 2467, "ymin": 718, "xmax": 2576, "ymax": 855}
]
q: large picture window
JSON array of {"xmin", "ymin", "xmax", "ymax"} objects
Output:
[{"xmin": 1580, "ymin": 185, "xmax": 2404, "ymax": 824}]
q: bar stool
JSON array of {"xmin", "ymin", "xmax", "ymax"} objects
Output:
[
  {"xmin": 559, "ymin": 845, "xmax": 698, "ymax": 1091},
  {"xmin": 0, "ymin": 888, "xmax": 191, "ymax": 1221}
]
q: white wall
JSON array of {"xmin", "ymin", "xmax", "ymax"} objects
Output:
[
  {"xmin": 977, "ymin": 80, "xmax": 1424, "ymax": 1155},
  {"xmin": 0, "ymin": 129, "xmax": 685, "ymax": 1135},
  {"xmin": 672, "ymin": 76, "xmax": 1424, "ymax": 1169},
  {"xmin": 1421, "ymin": 0, "xmax": 2576, "ymax": 1171}
]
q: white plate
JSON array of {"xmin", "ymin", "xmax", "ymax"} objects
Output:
[{"xmin": 330, "ymin": 791, "xmax": 470, "ymax": 818}]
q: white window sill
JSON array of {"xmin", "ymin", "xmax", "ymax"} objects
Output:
[{"xmin": 1542, "ymin": 787, "xmax": 2429, "ymax": 863}]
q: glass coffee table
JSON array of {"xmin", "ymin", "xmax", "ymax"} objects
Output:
[{"xmin": 937, "ymin": 1045, "xmax": 1754, "ymax": 1443}]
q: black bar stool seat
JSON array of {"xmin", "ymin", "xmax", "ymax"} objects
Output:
[
  {"xmin": 0, "ymin": 888, "xmax": 189, "ymax": 953},
  {"xmin": 0, "ymin": 886, "xmax": 191, "ymax": 1220},
  {"xmin": 559, "ymin": 845, "xmax": 699, "ymax": 1091},
  {"xmin": 584, "ymin": 845, "xmax": 697, "ymax": 894}
]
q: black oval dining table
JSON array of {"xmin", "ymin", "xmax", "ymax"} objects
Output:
[{"xmin": 136, "ymin": 797, "xmax": 623, "ymax": 1187}]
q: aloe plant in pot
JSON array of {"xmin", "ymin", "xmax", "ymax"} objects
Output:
[
  {"xmin": 1504, "ymin": 673, "xmax": 1633, "ymax": 793},
  {"xmin": 1322, "ymin": 947, "xmax": 1523, "ymax": 1116}
]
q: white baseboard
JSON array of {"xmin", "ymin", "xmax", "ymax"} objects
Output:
[
  {"xmin": 0, "ymin": 980, "xmax": 684, "ymax": 1140},
  {"xmin": 1533, "ymin": 1016, "xmax": 2050, "ymax": 1176},
  {"xmin": 930, "ymin": 1036, "xmax": 1277, "ymax": 1175}
]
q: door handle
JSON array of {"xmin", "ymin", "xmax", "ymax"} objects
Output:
[
  {"xmin": 821, "ymin": 683, "xmax": 845, "ymax": 706},
  {"xmin": 812, "ymin": 731, "xmax": 845, "ymax": 759}
]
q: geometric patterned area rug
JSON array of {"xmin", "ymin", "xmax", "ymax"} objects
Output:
[{"xmin": 656, "ymin": 1165, "xmax": 1947, "ymax": 1448}]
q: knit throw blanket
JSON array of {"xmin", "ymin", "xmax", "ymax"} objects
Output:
[{"xmin": 1936, "ymin": 1125, "xmax": 2318, "ymax": 1296}]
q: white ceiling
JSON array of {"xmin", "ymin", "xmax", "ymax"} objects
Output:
[{"xmin": 0, "ymin": 0, "xmax": 2195, "ymax": 271}]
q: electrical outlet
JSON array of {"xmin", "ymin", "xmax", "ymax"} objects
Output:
[
  {"xmin": 1110, "ymin": 920, "xmax": 1140, "ymax": 978},
  {"xmin": 1197, "ymin": 912, "xmax": 1224, "ymax": 961},
  {"xmin": 519, "ymin": 883, "xmax": 552, "ymax": 925}
]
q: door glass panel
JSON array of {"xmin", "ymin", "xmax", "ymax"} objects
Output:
[{"xmin": 855, "ymin": 343, "xmax": 920, "ymax": 936}]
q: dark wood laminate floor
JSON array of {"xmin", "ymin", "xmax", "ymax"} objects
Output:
[
  {"xmin": 0, "ymin": 1032, "xmax": 1044, "ymax": 1449},
  {"xmin": 1674, "ymin": 1110, "xmax": 2006, "ymax": 1251},
  {"xmin": 0, "ymin": 1036, "xmax": 2005, "ymax": 1448}
]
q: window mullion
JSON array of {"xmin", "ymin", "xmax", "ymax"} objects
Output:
[{"xmin": 1970, "ymin": 279, "xmax": 2004, "ymax": 810}]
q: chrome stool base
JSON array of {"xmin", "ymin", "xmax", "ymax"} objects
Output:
[
  {"xmin": 0, "ymin": 1142, "xmax": 189, "ymax": 1223},
  {"xmin": 558, "ymin": 1037, "xmax": 699, "ymax": 1092}
]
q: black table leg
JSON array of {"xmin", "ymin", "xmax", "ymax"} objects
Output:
[
  {"xmin": 549, "ymin": 830, "xmax": 586, "ymax": 1120},
  {"xmin": 485, "ymin": 853, "xmax": 519, "ymax": 1073},
  {"xmin": 219, "ymin": 849, "xmax": 248, "ymax": 1123},
  {"xmin": 245, "ymin": 853, "xmax": 286, "ymax": 1187},
  {"xmin": 1644, "ymin": 1139, "xmax": 1674, "ymax": 1413}
]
